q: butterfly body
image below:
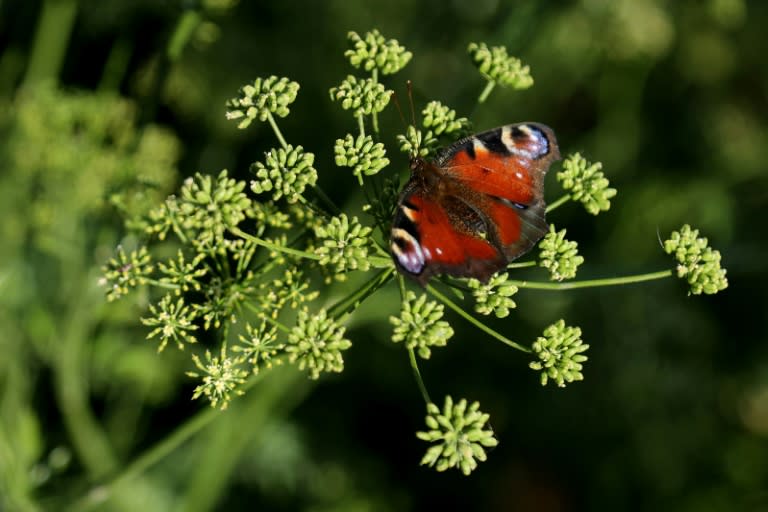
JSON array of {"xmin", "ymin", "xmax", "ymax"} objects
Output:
[{"xmin": 390, "ymin": 123, "xmax": 560, "ymax": 285}]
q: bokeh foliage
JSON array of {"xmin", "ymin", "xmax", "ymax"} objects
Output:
[{"xmin": 0, "ymin": 0, "xmax": 765, "ymax": 511}]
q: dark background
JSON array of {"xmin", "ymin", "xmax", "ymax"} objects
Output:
[{"xmin": 1, "ymin": 1, "xmax": 766, "ymax": 511}]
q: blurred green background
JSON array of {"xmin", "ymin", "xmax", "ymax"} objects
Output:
[{"xmin": 1, "ymin": 0, "xmax": 766, "ymax": 511}]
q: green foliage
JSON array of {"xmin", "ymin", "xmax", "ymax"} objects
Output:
[
  {"xmin": 557, "ymin": 153, "xmax": 617, "ymax": 215},
  {"xmin": 416, "ymin": 396, "xmax": 498, "ymax": 475},
  {"xmin": 390, "ymin": 292, "xmax": 454, "ymax": 359},
  {"xmin": 467, "ymin": 42, "xmax": 534, "ymax": 89},
  {"xmin": 468, "ymin": 272, "xmax": 518, "ymax": 318},
  {"xmin": 664, "ymin": 224, "xmax": 729, "ymax": 295},
  {"xmin": 529, "ymin": 320, "xmax": 589, "ymax": 387},
  {"xmin": 538, "ymin": 225, "xmax": 585, "ymax": 281},
  {"xmin": 225, "ymin": 76, "xmax": 300, "ymax": 128}
]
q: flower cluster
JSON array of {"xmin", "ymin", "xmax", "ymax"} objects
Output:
[
  {"xmin": 529, "ymin": 320, "xmax": 589, "ymax": 387},
  {"xmin": 314, "ymin": 214, "xmax": 373, "ymax": 279},
  {"xmin": 397, "ymin": 102, "xmax": 468, "ymax": 157},
  {"xmin": 557, "ymin": 153, "xmax": 617, "ymax": 215},
  {"xmin": 100, "ymin": 245, "xmax": 154, "ymax": 301},
  {"xmin": 286, "ymin": 309, "xmax": 352, "ymax": 379},
  {"xmin": 390, "ymin": 292, "xmax": 454, "ymax": 359},
  {"xmin": 538, "ymin": 225, "xmax": 584, "ymax": 281},
  {"xmin": 468, "ymin": 272, "xmax": 518, "ymax": 318},
  {"xmin": 467, "ymin": 42, "xmax": 533, "ymax": 90},
  {"xmin": 664, "ymin": 224, "xmax": 728, "ymax": 295},
  {"xmin": 334, "ymin": 133, "xmax": 390, "ymax": 185},
  {"xmin": 329, "ymin": 75, "xmax": 391, "ymax": 118},
  {"xmin": 187, "ymin": 344, "xmax": 249, "ymax": 410},
  {"xmin": 416, "ymin": 396, "xmax": 498, "ymax": 475},
  {"xmin": 225, "ymin": 76, "xmax": 299, "ymax": 129},
  {"xmin": 345, "ymin": 29, "xmax": 412, "ymax": 75},
  {"xmin": 234, "ymin": 321, "xmax": 284, "ymax": 374},
  {"xmin": 141, "ymin": 294, "xmax": 199, "ymax": 352},
  {"xmin": 250, "ymin": 145, "xmax": 317, "ymax": 204}
]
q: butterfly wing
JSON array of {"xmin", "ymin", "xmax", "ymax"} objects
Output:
[
  {"xmin": 436, "ymin": 123, "xmax": 560, "ymax": 261},
  {"xmin": 390, "ymin": 122, "xmax": 560, "ymax": 284},
  {"xmin": 390, "ymin": 179, "xmax": 506, "ymax": 285}
]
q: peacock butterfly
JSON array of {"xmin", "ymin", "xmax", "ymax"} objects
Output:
[{"xmin": 390, "ymin": 123, "xmax": 560, "ymax": 285}]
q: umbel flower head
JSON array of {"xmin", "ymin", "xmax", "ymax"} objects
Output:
[
  {"xmin": 467, "ymin": 42, "xmax": 533, "ymax": 89},
  {"xmin": 329, "ymin": 75, "xmax": 391, "ymax": 118},
  {"xmin": 225, "ymin": 76, "xmax": 299, "ymax": 129},
  {"xmin": 529, "ymin": 320, "xmax": 588, "ymax": 387},
  {"xmin": 416, "ymin": 396, "xmax": 499, "ymax": 475},
  {"xmin": 286, "ymin": 309, "xmax": 352, "ymax": 379},
  {"xmin": 250, "ymin": 145, "xmax": 317, "ymax": 204},
  {"xmin": 334, "ymin": 133, "xmax": 389, "ymax": 185},
  {"xmin": 141, "ymin": 294, "xmax": 199, "ymax": 352},
  {"xmin": 468, "ymin": 272, "xmax": 518, "ymax": 318},
  {"xmin": 664, "ymin": 224, "xmax": 728, "ymax": 295},
  {"xmin": 187, "ymin": 344, "xmax": 248, "ymax": 410},
  {"xmin": 345, "ymin": 29, "xmax": 412, "ymax": 75},
  {"xmin": 313, "ymin": 213, "xmax": 373, "ymax": 279},
  {"xmin": 557, "ymin": 153, "xmax": 617, "ymax": 215},
  {"xmin": 390, "ymin": 291, "xmax": 454, "ymax": 359},
  {"xmin": 100, "ymin": 245, "xmax": 153, "ymax": 301},
  {"xmin": 538, "ymin": 225, "xmax": 584, "ymax": 281}
]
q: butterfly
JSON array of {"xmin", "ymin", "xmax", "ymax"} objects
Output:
[{"xmin": 390, "ymin": 123, "xmax": 560, "ymax": 285}]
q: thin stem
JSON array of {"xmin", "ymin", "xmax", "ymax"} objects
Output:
[
  {"xmin": 229, "ymin": 226, "xmax": 320, "ymax": 261},
  {"xmin": 265, "ymin": 111, "xmax": 288, "ymax": 149},
  {"xmin": 427, "ymin": 284, "xmax": 530, "ymax": 353},
  {"xmin": 546, "ymin": 194, "xmax": 570, "ymax": 213},
  {"xmin": 357, "ymin": 114, "xmax": 366, "ymax": 138},
  {"xmin": 477, "ymin": 81, "xmax": 496, "ymax": 104},
  {"xmin": 408, "ymin": 347, "xmax": 431, "ymax": 404},
  {"xmin": 167, "ymin": 9, "xmax": 202, "ymax": 61},
  {"xmin": 24, "ymin": 0, "xmax": 78, "ymax": 86},
  {"xmin": 371, "ymin": 68, "xmax": 380, "ymax": 135},
  {"xmin": 510, "ymin": 269, "xmax": 673, "ymax": 290},
  {"xmin": 311, "ymin": 186, "xmax": 341, "ymax": 216},
  {"xmin": 506, "ymin": 260, "xmax": 536, "ymax": 269}
]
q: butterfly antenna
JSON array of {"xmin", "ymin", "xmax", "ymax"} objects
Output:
[
  {"xmin": 390, "ymin": 90, "xmax": 408, "ymax": 131},
  {"xmin": 655, "ymin": 226, "xmax": 665, "ymax": 250}
]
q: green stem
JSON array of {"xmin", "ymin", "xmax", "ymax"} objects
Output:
[
  {"xmin": 427, "ymin": 284, "xmax": 530, "ymax": 353},
  {"xmin": 506, "ymin": 260, "xmax": 536, "ymax": 269},
  {"xmin": 357, "ymin": 114, "xmax": 366, "ymax": 138},
  {"xmin": 311, "ymin": 185, "xmax": 341, "ymax": 215},
  {"xmin": 98, "ymin": 37, "xmax": 132, "ymax": 92},
  {"xmin": 229, "ymin": 226, "xmax": 320, "ymax": 260},
  {"xmin": 265, "ymin": 111, "xmax": 289, "ymax": 149},
  {"xmin": 54, "ymin": 272, "xmax": 119, "ymax": 480},
  {"xmin": 371, "ymin": 68, "xmax": 380, "ymax": 135},
  {"xmin": 477, "ymin": 81, "xmax": 496, "ymax": 104},
  {"xmin": 545, "ymin": 194, "xmax": 570, "ymax": 213},
  {"xmin": 24, "ymin": 0, "xmax": 78, "ymax": 86},
  {"xmin": 510, "ymin": 269, "xmax": 673, "ymax": 290},
  {"xmin": 408, "ymin": 347, "xmax": 431, "ymax": 404},
  {"xmin": 167, "ymin": 9, "xmax": 202, "ymax": 61}
]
